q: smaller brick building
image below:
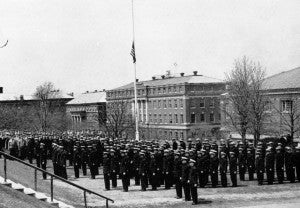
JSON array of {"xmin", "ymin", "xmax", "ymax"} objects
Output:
[
  {"xmin": 221, "ymin": 67, "xmax": 300, "ymax": 141},
  {"xmin": 66, "ymin": 90, "xmax": 106, "ymax": 130}
]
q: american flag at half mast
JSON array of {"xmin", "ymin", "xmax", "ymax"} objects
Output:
[{"xmin": 130, "ymin": 41, "xmax": 136, "ymax": 63}]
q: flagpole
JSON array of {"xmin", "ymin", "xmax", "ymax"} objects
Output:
[{"xmin": 131, "ymin": 0, "xmax": 139, "ymax": 141}]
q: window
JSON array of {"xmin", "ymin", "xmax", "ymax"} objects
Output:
[
  {"xmin": 153, "ymin": 100, "xmax": 157, "ymax": 109},
  {"xmin": 168, "ymin": 87, "xmax": 172, "ymax": 93},
  {"xmin": 175, "ymin": 114, "xmax": 178, "ymax": 123},
  {"xmin": 169, "ymin": 114, "xmax": 173, "ymax": 123},
  {"xmin": 191, "ymin": 99, "xmax": 196, "ymax": 108},
  {"xmin": 180, "ymin": 132, "xmax": 184, "ymax": 138},
  {"xmin": 180, "ymin": 114, "xmax": 184, "ymax": 123},
  {"xmin": 169, "ymin": 131, "xmax": 173, "ymax": 138},
  {"xmin": 209, "ymin": 98, "xmax": 214, "ymax": 108},
  {"xmin": 179, "ymin": 86, "xmax": 183, "ymax": 92},
  {"xmin": 175, "ymin": 132, "xmax": 178, "ymax": 139},
  {"xmin": 191, "ymin": 113, "xmax": 196, "ymax": 123},
  {"xmin": 154, "ymin": 114, "xmax": 157, "ymax": 123},
  {"xmin": 163, "ymin": 87, "xmax": 166, "ymax": 93},
  {"xmin": 164, "ymin": 100, "xmax": 167, "ymax": 108},
  {"xmin": 164, "ymin": 131, "xmax": 168, "ymax": 137},
  {"xmin": 210, "ymin": 112, "xmax": 214, "ymax": 122},
  {"xmin": 200, "ymin": 112, "xmax": 205, "ymax": 122},
  {"xmin": 164, "ymin": 113, "xmax": 167, "ymax": 123},
  {"xmin": 265, "ymin": 100, "xmax": 272, "ymax": 112},
  {"xmin": 200, "ymin": 99, "xmax": 205, "ymax": 108},
  {"xmin": 282, "ymin": 100, "xmax": 293, "ymax": 113},
  {"xmin": 158, "ymin": 88, "xmax": 161, "ymax": 94},
  {"xmin": 159, "ymin": 114, "xmax": 162, "ymax": 123},
  {"xmin": 168, "ymin": 100, "xmax": 172, "ymax": 108},
  {"xmin": 174, "ymin": 99, "xmax": 178, "ymax": 108},
  {"xmin": 190, "ymin": 85, "xmax": 195, "ymax": 92},
  {"xmin": 180, "ymin": 99, "xmax": 183, "ymax": 108},
  {"xmin": 149, "ymin": 113, "xmax": 152, "ymax": 123},
  {"xmin": 174, "ymin": 86, "xmax": 177, "ymax": 93},
  {"xmin": 158, "ymin": 100, "xmax": 161, "ymax": 108}
]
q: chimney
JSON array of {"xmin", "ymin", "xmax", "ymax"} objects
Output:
[
  {"xmin": 152, "ymin": 76, "xmax": 156, "ymax": 80},
  {"xmin": 161, "ymin": 75, "xmax": 165, "ymax": 79},
  {"xmin": 67, "ymin": 92, "xmax": 74, "ymax": 97},
  {"xmin": 180, "ymin": 72, "xmax": 185, "ymax": 77},
  {"xmin": 193, "ymin": 71, "xmax": 198, "ymax": 76},
  {"xmin": 20, "ymin": 95, "xmax": 24, "ymax": 101}
]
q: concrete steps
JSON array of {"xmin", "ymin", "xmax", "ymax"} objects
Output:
[{"xmin": 0, "ymin": 176, "xmax": 74, "ymax": 208}]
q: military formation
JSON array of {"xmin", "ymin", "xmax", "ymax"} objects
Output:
[{"xmin": 1, "ymin": 131, "xmax": 300, "ymax": 205}]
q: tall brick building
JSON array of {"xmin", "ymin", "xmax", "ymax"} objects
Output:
[{"xmin": 106, "ymin": 71, "xmax": 226, "ymax": 141}]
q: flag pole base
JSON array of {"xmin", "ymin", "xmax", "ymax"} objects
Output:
[{"xmin": 135, "ymin": 131, "xmax": 139, "ymax": 141}]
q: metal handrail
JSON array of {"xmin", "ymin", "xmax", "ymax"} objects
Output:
[{"xmin": 0, "ymin": 151, "xmax": 114, "ymax": 208}]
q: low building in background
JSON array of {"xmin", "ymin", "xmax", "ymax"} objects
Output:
[
  {"xmin": 221, "ymin": 67, "xmax": 300, "ymax": 142},
  {"xmin": 0, "ymin": 91, "xmax": 73, "ymax": 131},
  {"xmin": 66, "ymin": 90, "xmax": 106, "ymax": 131},
  {"xmin": 106, "ymin": 71, "xmax": 226, "ymax": 141}
]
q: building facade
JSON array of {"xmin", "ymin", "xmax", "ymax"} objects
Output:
[
  {"xmin": 221, "ymin": 67, "xmax": 300, "ymax": 140},
  {"xmin": 0, "ymin": 92, "xmax": 73, "ymax": 131},
  {"xmin": 106, "ymin": 71, "xmax": 226, "ymax": 141},
  {"xmin": 66, "ymin": 90, "xmax": 106, "ymax": 131}
]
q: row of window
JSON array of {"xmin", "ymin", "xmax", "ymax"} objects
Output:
[
  {"xmin": 265, "ymin": 100, "xmax": 294, "ymax": 113},
  {"xmin": 190, "ymin": 98, "xmax": 217, "ymax": 108},
  {"xmin": 190, "ymin": 112, "xmax": 220, "ymax": 123},
  {"xmin": 225, "ymin": 100, "xmax": 295, "ymax": 119},
  {"xmin": 107, "ymin": 85, "xmax": 184, "ymax": 98},
  {"xmin": 107, "ymin": 84, "xmax": 221, "ymax": 98},
  {"xmin": 146, "ymin": 112, "xmax": 219, "ymax": 124},
  {"xmin": 150, "ymin": 130, "xmax": 184, "ymax": 139},
  {"xmin": 150, "ymin": 99, "xmax": 184, "ymax": 109},
  {"xmin": 149, "ymin": 113, "xmax": 184, "ymax": 124}
]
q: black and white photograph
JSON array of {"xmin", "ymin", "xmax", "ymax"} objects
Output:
[{"xmin": 0, "ymin": 0, "xmax": 300, "ymax": 207}]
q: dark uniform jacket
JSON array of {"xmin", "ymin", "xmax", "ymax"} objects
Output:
[
  {"xmin": 173, "ymin": 158, "xmax": 182, "ymax": 179},
  {"xmin": 219, "ymin": 157, "xmax": 228, "ymax": 174},
  {"xmin": 181, "ymin": 163, "xmax": 190, "ymax": 183},
  {"xmin": 189, "ymin": 166, "xmax": 198, "ymax": 186},
  {"xmin": 103, "ymin": 156, "xmax": 111, "ymax": 174}
]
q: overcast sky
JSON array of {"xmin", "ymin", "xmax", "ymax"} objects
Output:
[{"xmin": 0, "ymin": 0, "xmax": 299, "ymax": 96}]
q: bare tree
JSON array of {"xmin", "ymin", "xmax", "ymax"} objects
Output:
[
  {"xmin": 33, "ymin": 82, "xmax": 66, "ymax": 132},
  {"xmin": 224, "ymin": 56, "xmax": 267, "ymax": 145},
  {"xmin": 248, "ymin": 63, "xmax": 268, "ymax": 146},
  {"xmin": 225, "ymin": 57, "xmax": 252, "ymax": 143},
  {"xmin": 102, "ymin": 100, "xmax": 135, "ymax": 138}
]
